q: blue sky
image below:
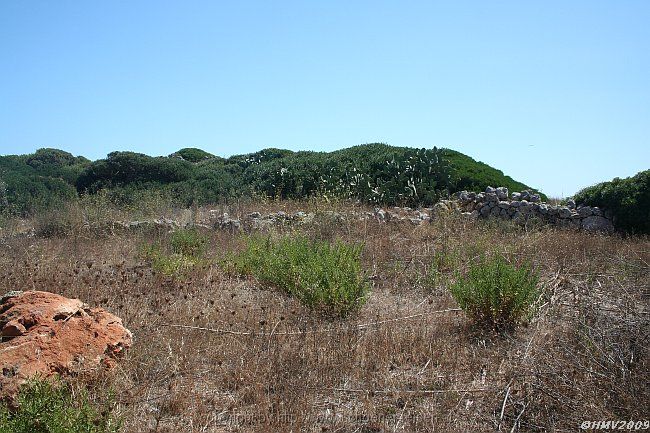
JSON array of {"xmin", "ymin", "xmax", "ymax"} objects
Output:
[{"xmin": 1, "ymin": 1, "xmax": 648, "ymax": 197}]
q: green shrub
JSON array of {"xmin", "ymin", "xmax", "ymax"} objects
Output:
[
  {"xmin": 573, "ymin": 169, "xmax": 650, "ymax": 234},
  {"xmin": 141, "ymin": 228, "xmax": 209, "ymax": 277},
  {"xmin": 170, "ymin": 228, "xmax": 208, "ymax": 257},
  {"xmin": 450, "ymin": 254, "xmax": 539, "ymax": 330},
  {"xmin": 0, "ymin": 379, "xmax": 119, "ymax": 433},
  {"xmin": 226, "ymin": 235, "xmax": 369, "ymax": 316}
]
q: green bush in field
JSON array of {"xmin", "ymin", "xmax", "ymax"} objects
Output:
[
  {"xmin": 170, "ymin": 228, "xmax": 207, "ymax": 257},
  {"xmin": 142, "ymin": 228, "xmax": 208, "ymax": 276},
  {"xmin": 450, "ymin": 254, "xmax": 539, "ymax": 330},
  {"xmin": 0, "ymin": 379, "xmax": 119, "ymax": 433},
  {"xmin": 227, "ymin": 235, "xmax": 369, "ymax": 316},
  {"xmin": 573, "ymin": 169, "xmax": 649, "ymax": 234}
]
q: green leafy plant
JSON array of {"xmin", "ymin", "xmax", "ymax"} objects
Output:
[
  {"xmin": 226, "ymin": 235, "xmax": 369, "ymax": 316},
  {"xmin": 141, "ymin": 228, "xmax": 208, "ymax": 277},
  {"xmin": 0, "ymin": 378, "xmax": 120, "ymax": 433},
  {"xmin": 449, "ymin": 254, "xmax": 539, "ymax": 330}
]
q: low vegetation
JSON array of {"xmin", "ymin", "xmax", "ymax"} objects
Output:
[
  {"xmin": 141, "ymin": 228, "xmax": 209, "ymax": 277},
  {"xmin": 449, "ymin": 254, "xmax": 539, "ymax": 330},
  {"xmin": 226, "ymin": 234, "xmax": 369, "ymax": 316},
  {"xmin": 0, "ymin": 196, "xmax": 647, "ymax": 432},
  {"xmin": 0, "ymin": 379, "xmax": 119, "ymax": 433}
]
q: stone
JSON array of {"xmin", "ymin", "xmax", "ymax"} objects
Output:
[
  {"xmin": 247, "ymin": 212, "xmax": 262, "ymax": 219},
  {"xmin": 498, "ymin": 201, "xmax": 510, "ymax": 209},
  {"xmin": 480, "ymin": 205, "xmax": 491, "ymax": 217},
  {"xmin": 530, "ymin": 194, "xmax": 541, "ymax": 203},
  {"xmin": 582, "ymin": 215, "xmax": 614, "ymax": 232},
  {"xmin": 566, "ymin": 199, "xmax": 576, "ymax": 209},
  {"xmin": 0, "ymin": 291, "xmax": 132, "ymax": 400},
  {"xmin": 578, "ymin": 207, "xmax": 593, "ymax": 217},
  {"xmin": 485, "ymin": 192, "xmax": 498, "ymax": 202},
  {"xmin": 511, "ymin": 192, "xmax": 521, "ymax": 201},
  {"xmin": 496, "ymin": 187, "xmax": 509, "ymax": 200},
  {"xmin": 485, "ymin": 186, "xmax": 496, "ymax": 194},
  {"xmin": 558, "ymin": 207, "xmax": 572, "ymax": 218}
]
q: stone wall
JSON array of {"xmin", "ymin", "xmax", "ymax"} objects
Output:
[{"xmin": 452, "ymin": 186, "xmax": 614, "ymax": 232}]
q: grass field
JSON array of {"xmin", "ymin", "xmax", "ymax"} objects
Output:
[{"xmin": 1, "ymin": 200, "xmax": 648, "ymax": 432}]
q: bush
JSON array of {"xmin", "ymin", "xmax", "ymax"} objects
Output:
[
  {"xmin": 141, "ymin": 228, "xmax": 209, "ymax": 277},
  {"xmin": 226, "ymin": 235, "xmax": 369, "ymax": 316},
  {"xmin": 450, "ymin": 254, "xmax": 539, "ymax": 330},
  {"xmin": 170, "ymin": 228, "xmax": 208, "ymax": 257},
  {"xmin": 0, "ymin": 379, "xmax": 119, "ymax": 433},
  {"xmin": 573, "ymin": 169, "xmax": 650, "ymax": 234}
]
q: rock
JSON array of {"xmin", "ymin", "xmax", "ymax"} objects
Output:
[
  {"xmin": 496, "ymin": 187, "xmax": 509, "ymax": 200},
  {"xmin": 0, "ymin": 291, "xmax": 132, "ymax": 400},
  {"xmin": 247, "ymin": 212, "xmax": 262, "ymax": 219},
  {"xmin": 498, "ymin": 201, "xmax": 510, "ymax": 209},
  {"xmin": 558, "ymin": 207, "xmax": 572, "ymax": 218},
  {"xmin": 566, "ymin": 199, "xmax": 576, "ymax": 209},
  {"xmin": 578, "ymin": 206, "xmax": 593, "ymax": 217},
  {"xmin": 480, "ymin": 205, "xmax": 491, "ymax": 217},
  {"xmin": 582, "ymin": 216, "xmax": 614, "ymax": 232},
  {"xmin": 485, "ymin": 192, "xmax": 499, "ymax": 202},
  {"xmin": 511, "ymin": 192, "xmax": 521, "ymax": 201},
  {"xmin": 485, "ymin": 186, "xmax": 496, "ymax": 194},
  {"xmin": 530, "ymin": 194, "xmax": 541, "ymax": 203}
]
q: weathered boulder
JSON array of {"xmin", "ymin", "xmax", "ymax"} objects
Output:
[
  {"xmin": 582, "ymin": 215, "xmax": 614, "ymax": 232},
  {"xmin": 0, "ymin": 291, "xmax": 132, "ymax": 399}
]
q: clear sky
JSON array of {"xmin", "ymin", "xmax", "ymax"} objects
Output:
[{"xmin": 1, "ymin": 1, "xmax": 648, "ymax": 197}]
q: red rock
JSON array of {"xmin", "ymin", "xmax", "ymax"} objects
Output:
[{"xmin": 0, "ymin": 291, "xmax": 132, "ymax": 399}]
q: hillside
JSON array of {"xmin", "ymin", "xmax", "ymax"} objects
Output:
[{"xmin": 0, "ymin": 144, "xmax": 544, "ymax": 215}]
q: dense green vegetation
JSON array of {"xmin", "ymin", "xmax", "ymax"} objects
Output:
[
  {"xmin": 141, "ymin": 228, "xmax": 210, "ymax": 277},
  {"xmin": 1, "ymin": 144, "xmax": 543, "ymax": 216},
  {"xmin": 0, "ymin": 379, "xmax": 119, "ymax": 433},
  {"xmin": 450, "ymin": 254, "xmax": 539, "ymax": 330},
  {"xmin": 0, "ymin": 149, "xmax": 89, "ymax": 215},
  {"xmin": 226, "ymin": 234, "xmax": 369, "ymax": 316},
  {"xmin": 574, "ymin": 169, "xmax": 650, "ymax": 234}
]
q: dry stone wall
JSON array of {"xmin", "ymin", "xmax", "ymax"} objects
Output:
[{"xmin": 453, "ymin": 186, "xmax": 614, "ymax": 232}]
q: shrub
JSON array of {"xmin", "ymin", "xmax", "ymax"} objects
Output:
[
  {"xmin": 170, "ymin": 228, "xmax": 208, "ymax": 257},
  {"xmin": 141, "ymin": 228, "xmax": 209, "ymax": 277},
  {"xmin": 450, "ymin": 254, "xmax": 539, "ymax": 330},
  {"xmin": 0, "ymin": 379, "xmax": 120, "ymax": 433},
  {"xmin": 573, "ymin": 169, "xmax": 650, "ymax": 234},
  {"xmin": 226, "ymin": 235, "xmax": 369, "ymax": 316}
]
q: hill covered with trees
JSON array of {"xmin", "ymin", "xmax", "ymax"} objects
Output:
[{"xmin": 1, "ymin": 143, "xmax": 543, "ymax": 215}]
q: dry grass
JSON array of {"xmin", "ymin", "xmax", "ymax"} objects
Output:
[{"xmin": 0, "ymin": 201, "xmax": 648, "ymax": 432}]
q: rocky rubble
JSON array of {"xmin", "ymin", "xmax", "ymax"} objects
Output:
[
  {"xmin": 454, "ymin": 187, "xmax": 614, "ymax": 232},
  {"xmin": 0, "ymin": 291, "xmax": 132, "ymax": 400}
]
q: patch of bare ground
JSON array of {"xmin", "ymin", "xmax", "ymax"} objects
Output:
[{"xmin": 0, "ymin": 202, "xmax": 647, "ymax": 432}]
